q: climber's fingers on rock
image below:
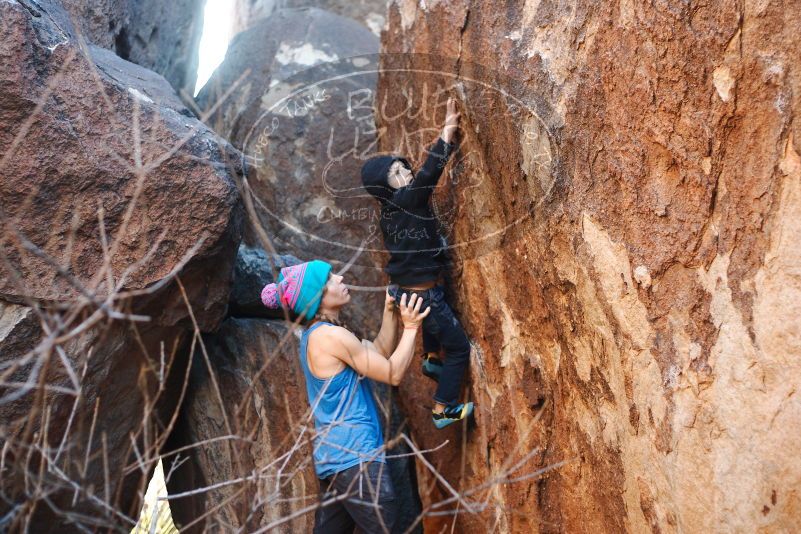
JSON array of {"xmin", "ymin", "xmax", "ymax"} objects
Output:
[{"xmin": 445, "ymin": 98, "xmax": 459, "ymax": 118}]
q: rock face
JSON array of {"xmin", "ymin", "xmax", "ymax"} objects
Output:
[
  {"xmin": 164, "ymin": 319, "xmax": 317, "ymax": 532},
  {"xmin": 0, "ymin": 1, "xmax": 242, "ymax": 530},
  {"xmin": 229, "ymin": 245, "xmax": 301, "ymax": 318},
  {"xmin": 165, "ymin": 318, "xmax": 422, "ymax": 533},
  {"xmin": 60, "ymin": 0, "xmax": 204, "ymax": 94},
  {"xmin": 232, "ymin": 0, "xmax": 389, "ymax": 36},
  {"xmin": 197, "ymin": 8, "xmax": 386, "ymax": 337},
  {"xmin": 377, "ymin": 1, "xmax": 801, "ymax": 532}
]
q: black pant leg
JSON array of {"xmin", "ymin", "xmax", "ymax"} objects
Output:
[
  {"xmin": 346, "ymin": 462, "xmax": 398, "ymax": 534},
  {"xmin": 429, "ymin": 290, "xmax": 471, "ymax": 406},
  {"xmin": 421, "ymin": 288, "xmax": 441, "ymax": 353},
  {"xmin": 327, "ymin": 462, "xmax": 397, "ymax": 534},
  {"xmin": 390, "ymin": 285, "xmax": 441, "ymax": 354},
  {"xmin": 313, "ymin": 476, "xmax": 356, "ymax": 534}
]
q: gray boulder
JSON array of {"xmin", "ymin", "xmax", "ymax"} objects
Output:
[
  {"xmin": 60, "ymin": 0, "xmax": 205, "ymax": 95},
  {"xmin": 231, "ymin": 0, "xmax": 389, "ymax": 36},
  {"xmin": 229, "ymin": 245, "xmax": 301, "ymax": 318},
  {"xmin": 197, "ymin": 8, "xmax": 386, "ymax": 338}
]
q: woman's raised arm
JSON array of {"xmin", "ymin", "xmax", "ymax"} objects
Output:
[
  {"xmin": 372, "ymin": 289, "xmax": 399, "ymax": 356},
  {"xmin": 323, "ymin": 293, "xmax": 429, "ymax": 386}
]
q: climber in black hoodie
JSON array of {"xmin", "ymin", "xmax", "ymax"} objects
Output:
[{"xmin": 361, "ymin": 97, "xmax": 474, "ymax": 429}]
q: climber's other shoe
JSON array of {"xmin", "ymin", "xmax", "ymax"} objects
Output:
[
  {"xmin": 432, "ymin": 402, "xmax": 474, "ymax": 429},
  {"xmin": 421, "ymin": 353, "xmax": 443, "ymax": 382}
]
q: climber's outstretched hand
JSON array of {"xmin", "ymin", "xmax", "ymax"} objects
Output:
[
  {"xmin": 442, "ymin": 97, "xmax": 460, "ymax": 144},
  {"xmin": 399, "ymin": 292, "xmax": 431, "ymax": 329}
]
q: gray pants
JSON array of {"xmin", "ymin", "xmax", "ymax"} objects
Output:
[{"xmin": 313, "ymin": 461, "xmax": 398, "ymax": 533}]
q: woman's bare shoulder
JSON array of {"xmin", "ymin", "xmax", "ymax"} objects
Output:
[
  {"xmin": 308, "ymin": 324, "xmax": 357, "ymax": 353},
  {"xmin": 306, "ymin": 324, "xmax": 353, "ymax": 378}
]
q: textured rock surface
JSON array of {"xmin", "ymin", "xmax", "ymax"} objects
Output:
[
  {"xmin": 197, "ymin": 8, "xmax": 385, "ymax": 337},
  {"xmin": 0, "ymin": 2, "xmax": 241, "ymax": 327},
  {"xmin": 165, "ymin": 318, "xmax": 422, "ymax": 533},
  {"xmin": 377, "ymin": 0, "xmax": 801, "ymax": 532},
  {"xmin": 0, "ymin": 297, "xmax": 193, "ymax": 532},
  {"xmin": 59, "ymin": 0, "xmax": 204, "ymax": 94},
  {"xmin": 164, "ymin": 319, "xmax": 317, "ymax": 532},
  {"xmin": 0, "ymin": 1, "xmax": 242, "ymax": 530},
  {"xmin": 232, "ymin": 0, "xmax": 389, "ymax": 36}
]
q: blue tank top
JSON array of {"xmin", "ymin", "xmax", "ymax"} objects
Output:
[{"xmin": 299, "ymin": 321, "xmax": 385, "ymax": 479}]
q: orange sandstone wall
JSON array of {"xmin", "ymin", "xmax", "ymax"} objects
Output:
[{"xmin": 376, "ymin": 1, "xmax": 801, "ymax": 531}]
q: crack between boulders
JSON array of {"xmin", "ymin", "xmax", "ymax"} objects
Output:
[
  {"xmin": 455, "ymin": 5, "xmax": 471, "ymax": 78},
  {"xmin": 17, "ymin": 0, "xmax": 40, "ymax": 18}
]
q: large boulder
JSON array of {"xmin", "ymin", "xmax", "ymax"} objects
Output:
[
  {"xmin": 165, "ymin": 318, "xmax": 422, "ymax": 533},
  {"xmin": 0, "ymin": 1, "xmax": 242, "ymax": 531},
  {"xmin": 377, "ymin": 1, "xmax": 801, "ymax": 532},
  {"xmin": 197, "ymin": 8, "xmax": 386, "ymax": 338},
  {"xmin": 60, "ymin": 0, "xmax": 204, "ymax": 95},
  {"xmin": 0, "ymin": 4, "xmax": 241, "ymax": 326},
  {"xmin": 232, "ymin": 0, "xmax": 389, "ymax": 36}
]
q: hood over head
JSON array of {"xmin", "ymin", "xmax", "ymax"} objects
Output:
[{"xmin": 361, "ymin": 155, "xmax": 412, "ymax": 202}]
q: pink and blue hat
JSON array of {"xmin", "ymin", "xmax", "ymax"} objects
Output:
[{"xmin": 260, "ymin": 260, "xmax": 333, "ymax": 320}]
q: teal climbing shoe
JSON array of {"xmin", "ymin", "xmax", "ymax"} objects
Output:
[
  {"xmin": 432, "ymin": 402, "xmax": 474, "ymax": 429},
  {"xmin": 421, "ymin": 353, "xmax": 443, "ymax": 382}
]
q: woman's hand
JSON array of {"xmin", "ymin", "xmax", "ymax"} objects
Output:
[
  {"xmin": 399, "ymin": 292, "xmax": 431, "ymax": 329},
  {"xmin": 441, "ymin": 97, "xmax": 460, "ymax": 144},
  {"xmin": 372, "ymin": 288, "xmax": 401, "ymax": 357}
]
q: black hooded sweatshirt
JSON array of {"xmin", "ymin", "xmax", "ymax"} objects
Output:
[{"xmin": 361, "ymin": 137, "xmax": 455, "ymax": 286}]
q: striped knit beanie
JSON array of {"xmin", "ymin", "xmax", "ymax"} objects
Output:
[{"xmin": 260, "ymin": 260, "xmax": 333, "ymax": 321}]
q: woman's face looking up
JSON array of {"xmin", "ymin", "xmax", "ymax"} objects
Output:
[{"xmin": 321, "ymin": 273, "xmax": 350, "ymax": 308}]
